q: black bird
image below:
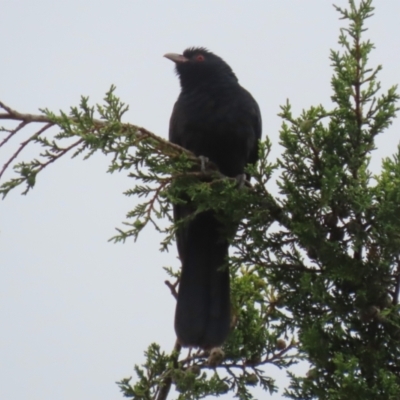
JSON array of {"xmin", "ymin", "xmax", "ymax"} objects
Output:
[{"xmin": 165, "ymin": 47, "xmax": 262, "ymax": 349}]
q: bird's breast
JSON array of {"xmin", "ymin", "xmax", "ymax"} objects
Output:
[{"xmin": 175, "ymin": 90, "xmax": 256, "ymax": 177}]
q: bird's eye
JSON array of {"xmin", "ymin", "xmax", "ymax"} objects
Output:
[{"xmin": 195, "ymin": 54, "xmax": 205, "ymax": 62}]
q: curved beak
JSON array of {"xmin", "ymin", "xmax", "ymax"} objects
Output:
[{"xmin": 164, "ymin": 53, "xmax": 189, "ymax": 63}]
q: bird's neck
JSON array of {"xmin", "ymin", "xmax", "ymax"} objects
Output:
[{"xmin": 180, "ymin": 75, "xmax": 239, "ymax": 96}]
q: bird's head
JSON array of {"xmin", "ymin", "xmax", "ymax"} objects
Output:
[{"xmin": 164, "ymin": 47, "xmax": 237, "ymax": 89}]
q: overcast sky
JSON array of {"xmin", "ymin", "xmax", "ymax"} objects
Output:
[{"xmin": 2, "ymin": 1, "xmax": 400, "ymax": 399}]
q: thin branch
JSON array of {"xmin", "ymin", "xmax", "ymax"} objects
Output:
[
  {"xmin": 221, "ymin": 343, "xmax": 296, "ymax": 370},
  {"xmin": 0, "ymin": 100, "xmax": 240, "ymax": 172},
  {"xmin": 178, "ymin": 349, "xmax": 209, "ymax": 366},
  {"xmin": 0, "ymin": 120, "xmax": 28, "ymax": 147},
  {"xmin": 37, "ymin": 138, "xmax": 84, "ymax": 171},
  {"xmin": 263, "ymin": 262, "xmax": 321, "ymax": 273},
  {"xmin": 0, "ymin": 101, "xmax": 56, "ymax": 124},
  {"xmin": 164, "ymin": 279, "xmax": 178, "ymax": 300},
  {"xmin": 155, "ymin": 340, "xmax": 181, "ymax": 400},
  {"xmin": 136, "ymin": 127, "xmax": 194, "ymax": 159},
  {"xmin": 0, "ymin": 122, "xmax": 54, "ymax": 179}
]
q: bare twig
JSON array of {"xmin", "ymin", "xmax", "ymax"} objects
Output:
[
  {"xmin": 0, "ymin": 101, "xmax": 56, "ymax": 124},
  {"xmin": 0, "ymin": 122, "xmax": 54, "ymax": 179},
  {"xmin": 164, "ymin": 279, "xmax": 178, "ymax": 300},
  {"xmin": 0, "ymin": 121, "xmax": 28, "ymax": 147}
]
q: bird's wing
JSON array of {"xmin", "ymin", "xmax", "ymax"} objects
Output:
[
  {"xmin": 168, "ymin": 100, "xmax": 183, "ymax": 146},
  {"xmin": 248, "ymin": 95, "xmax": 262, "ymax": 166}
]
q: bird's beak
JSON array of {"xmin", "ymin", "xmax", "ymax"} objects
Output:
[{"xmin": 164, "ymin": 53, "xmax": 189, "ymax": 63}]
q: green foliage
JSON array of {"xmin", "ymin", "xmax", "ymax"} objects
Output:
[{"xmin": 1, "ymin": 0, "xmax": 400, "ymax": 399}]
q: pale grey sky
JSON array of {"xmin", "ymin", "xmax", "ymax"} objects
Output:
[{"xmin": 1, "ymin": 1, "xmax": 400, "ymax": 399}]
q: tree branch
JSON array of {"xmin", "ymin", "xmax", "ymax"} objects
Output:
[{"xmin": 155, "ymin": 340, "xmax": 181, "ymax": 400}]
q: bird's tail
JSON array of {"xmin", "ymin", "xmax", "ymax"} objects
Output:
[{"xmin": 174, "ymin": 206, "xmax": 231, "ymax": 349}]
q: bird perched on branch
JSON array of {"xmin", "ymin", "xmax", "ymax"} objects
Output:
[{"xmin": 165, "ymin": 47, "xmax": 262, "ymax": 349}]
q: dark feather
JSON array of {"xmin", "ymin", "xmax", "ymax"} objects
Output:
[{"xmin": 167, "ymin": 47, "xmax": 262, "ymax": 348}]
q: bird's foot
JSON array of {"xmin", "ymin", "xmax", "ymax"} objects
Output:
[
  {"xmin": 198, "ymin": 155, "xmax": 209, "ymax": 173},
  {"xmin": 207, "ymin": 347, "xmax": 225, "ymax": 367},
  {"xmin": 235, "ymin": 173, "xmax": 247, "ymax": 188}
]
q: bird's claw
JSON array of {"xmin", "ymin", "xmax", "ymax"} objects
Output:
[
  {"xmin": 235, "ymin": 173, "xmax": 247, "ymax": 188},
  {"xmin": 207, "ymin": 347, "xmax": 225, "ymax": 367},
  {"xmin": 198, "ymin": 155, "xmax": 209, "ymax": 173}
]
